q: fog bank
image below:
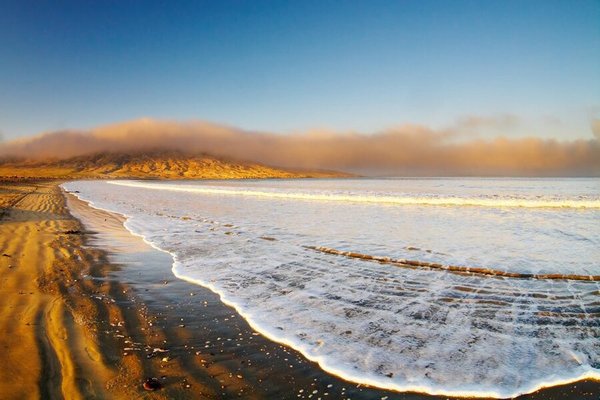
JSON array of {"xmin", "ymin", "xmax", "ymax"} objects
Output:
[{"xmin": 1, "ymin": 118, "xmax": 598, "ymax": 176}]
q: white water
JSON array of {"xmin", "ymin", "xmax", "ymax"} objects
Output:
[
  {"xmin": 64, "ymin": 178, "xmax": 600, "ymax": 398},
  {"xmin": 109, "ymin": 179, "xmax": 600, "ymax": 209}
]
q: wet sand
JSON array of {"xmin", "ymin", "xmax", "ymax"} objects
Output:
[{"xmin": 0, "ymin": 179, "xmax": 598, "ymax": 399}]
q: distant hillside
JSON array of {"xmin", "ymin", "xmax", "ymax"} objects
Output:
[{"xmin": 0, "ymin": 151, "xmax": 350, "ymax": 180}]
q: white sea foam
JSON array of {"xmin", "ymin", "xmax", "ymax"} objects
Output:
[
  {"xmin": 108, "ymin": 180, "xmax": 600, "ymax": 209},
  {"xmin": 63, "ymin": 178, "xmax": 600, "ymax": 398}
]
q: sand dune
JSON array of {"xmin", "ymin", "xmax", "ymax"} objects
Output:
[{"xmin": 0, "ymin": 150, "xmax": 348, "ymax": 180}]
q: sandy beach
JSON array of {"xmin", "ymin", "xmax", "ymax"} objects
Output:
[
  {"xmin": 0, "ymin": 179, "xmax": 176, "ymax": 399},
  {"xmin": 2, "ymin": 1, "xmax": 598, "ymax": 397},
  {"xmin": 0, "ymin": 179, "xmax": 414, "ymax": 399},
  {"xmin": 0, "ymin": 179, "xmax": 598, "ymax": 399},
  {"xmin": 0, "ymin": 180, "xmax": 257, "ymax": 399}
]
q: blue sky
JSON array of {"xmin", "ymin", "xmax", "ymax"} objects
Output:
[{"xmin": 1, "ymin": 0, "xmax": 599, "ymax": 140}]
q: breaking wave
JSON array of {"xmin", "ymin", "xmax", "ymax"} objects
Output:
[{"xmin": 108, "ymin": 181, "xmax": 600, "ymax": 209}]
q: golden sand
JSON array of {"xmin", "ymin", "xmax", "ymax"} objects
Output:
[
  {"xmin": 0, "ymin": 181, "xmax": 113, "ymax": 398},
  {"xmin": 0, "ymin": 181, "xmax": 246, "ymax": 399}
]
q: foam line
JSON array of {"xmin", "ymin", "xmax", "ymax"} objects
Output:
[
  {"xmin": 170, "ymin": 262, "xmax": 600, "ymax": 399},
  {"xmin": 107, "ymin": 180, "xmax": 600, "ymax": 209},
  {"xmin": 306, "ymin": 246, "xmax": 600, "ymax": 281}
]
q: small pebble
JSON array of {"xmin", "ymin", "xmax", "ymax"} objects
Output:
[{"xmin": 143, "ymin": 378, "xmax": 162, "ymax": 391}]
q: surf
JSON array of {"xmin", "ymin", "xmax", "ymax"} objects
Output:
[
  {"xmin": 64, "ymin": 178, "xmax": 600, "ymax": 398},
  {"xmin": 108, "ymin": 180, "xmax": 600, "ymax": 209}
]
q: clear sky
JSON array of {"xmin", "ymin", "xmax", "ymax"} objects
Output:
[{"xmin": 1, "ymin": 0, "xmax": 599, "ymax": 140}]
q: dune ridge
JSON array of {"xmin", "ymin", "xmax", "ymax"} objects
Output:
[{"xmin": 0, "ymin": 150, "xmax": 349, "ymax": 180}]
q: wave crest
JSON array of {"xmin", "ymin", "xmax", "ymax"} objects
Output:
[{"xmin": 108, "ymin": 181, "xmax": 600, "ymax": 209}]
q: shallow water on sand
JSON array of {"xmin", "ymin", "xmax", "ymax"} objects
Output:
[
  {"xmin": 64, "ymin": 178, "xmax": 600, "ymax": 398},
  {"xmin": 66, "ymin": 191, "xmax": 429, "ymax": 399}
]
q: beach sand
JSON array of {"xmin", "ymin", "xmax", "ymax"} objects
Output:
[
  {"xmin": 0, "ymin": 180, "xmax": 246, "ymax": 399},
  {"xmin": 0, "ymin": 179, "xmax": 597, "ymax": 399}
]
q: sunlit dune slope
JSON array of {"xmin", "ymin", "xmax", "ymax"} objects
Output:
[{"xmin": 0, "ymin": 150, "xmax": 350, "ymax": 180}]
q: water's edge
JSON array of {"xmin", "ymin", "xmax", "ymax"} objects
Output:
[{"xmin": 62, "ymin": 183, "xmax": 600, "ymax": 399}]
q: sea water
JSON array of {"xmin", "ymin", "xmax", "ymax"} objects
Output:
[{"xmin": 63, "ymin": 178, "xmax": 600, "ymax": 398}]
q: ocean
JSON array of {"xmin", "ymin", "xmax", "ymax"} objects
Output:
[{"xmin": 63, "ymin": 177, "xmax": 600, "ymax": 398}]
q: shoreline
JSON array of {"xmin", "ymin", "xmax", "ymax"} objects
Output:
[
  {"xmin": 64, "ymin": 184, "xmax": 417, "ymax": 400},
  {"xmin": 0, "ymin": 180, "xmax": 139, "ymax": 399},
  {"xmin": 0, "ymin": 179, "xmax": 597, "ymax": 399},
  {"xmin": 0, "ymin": 180, "xmax": 280, "ymax": 399}
]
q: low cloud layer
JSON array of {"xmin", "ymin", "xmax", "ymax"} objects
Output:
[{"xmin": 1, "ymin": 118, "xmax": 599, "ymax": 176}]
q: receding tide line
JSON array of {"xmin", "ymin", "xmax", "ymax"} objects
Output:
[
  {"xmin": 107, "ymin": 181, "xmax": 600, "ymax": 209},
  {"xmin": 306, "ymin": 246, "xmax": 600, "ymax": 281}
]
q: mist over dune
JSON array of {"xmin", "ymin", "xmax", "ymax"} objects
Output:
[{"xmin": 1, "ymin": 118, "xmax": 599, "ymax": 176}]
